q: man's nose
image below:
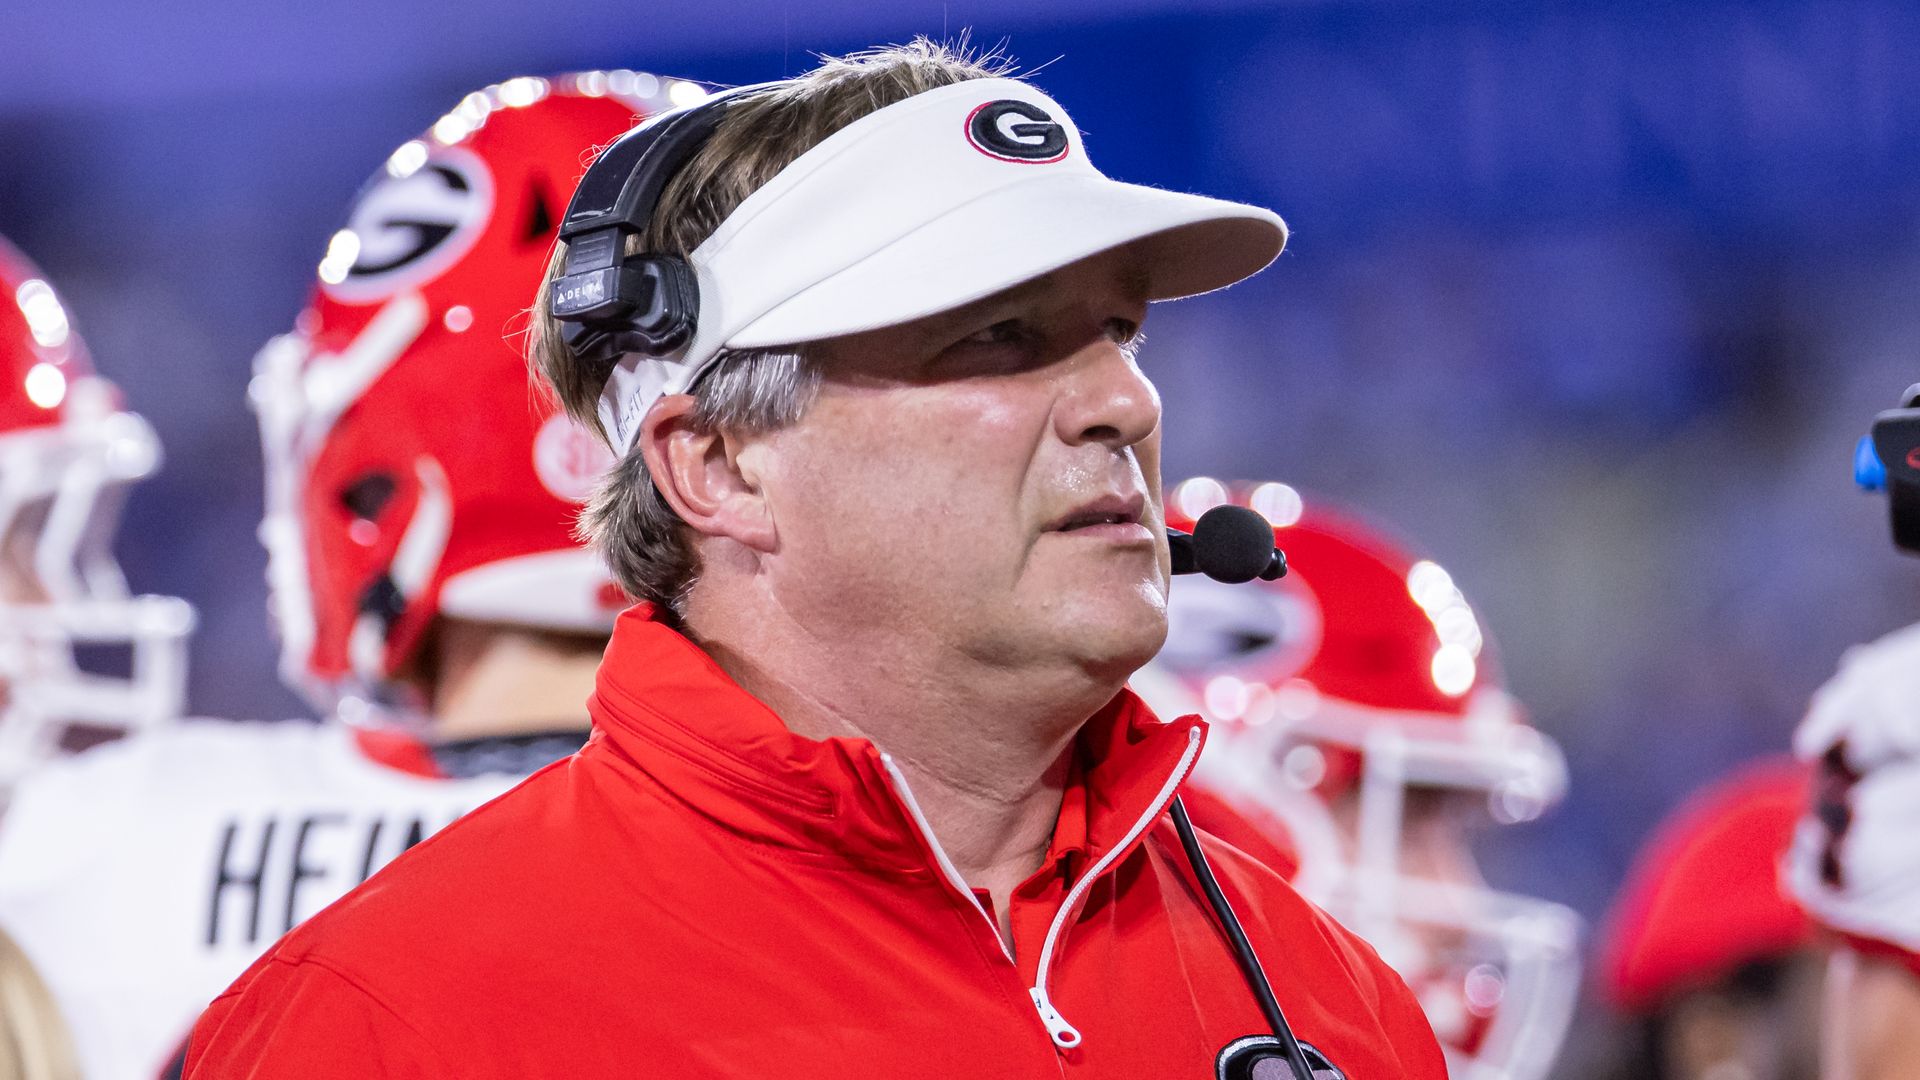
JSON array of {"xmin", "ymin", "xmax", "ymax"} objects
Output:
[{"xmin": 1052, "ymin": 340, "xmax": 1161, "ymax": 450}]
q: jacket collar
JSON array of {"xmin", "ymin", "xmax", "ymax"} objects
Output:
[{"xmin": 586, "ymin": 606, "xmax": 1205, "ymax": 877}]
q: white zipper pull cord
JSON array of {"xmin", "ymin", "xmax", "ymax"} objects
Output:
[{"xmin": 1026, "ymin": 725, "xmax": 1204, "ymax": 1050}]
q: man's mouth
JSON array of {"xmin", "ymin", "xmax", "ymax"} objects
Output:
[{"xmin": 1048, "ymin": 494, "xmax": 1150, "ymax": 534}]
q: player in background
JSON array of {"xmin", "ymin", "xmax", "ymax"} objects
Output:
[
  {"xmin": 1593, "ymin": 758, "xmax": 1818, "ymax": 1080},
  {"xmin": 0, "ymin": 233, "xmax": 171, "ymax": 1080},
  {"xmin": 0, "ymin": 234, "xmax": 193, "ymax": 802},
  {"xmin": 1131, "ymin": 477, "xmax": 1581, "ymax": 1080},
  {"xmin": 1785, "ymin": 621, "xmax": 1920, "ymax": 1080},
  {"xmin": 1776, "ymin": 388, "xmax": 1920, "ymax": 1080},
  {"xmin": 0, "ymin": 75, "xmax": 683, "ymax": 1080}
]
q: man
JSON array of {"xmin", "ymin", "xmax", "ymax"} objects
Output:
[
  {"xmin": 1135, "ymin": 477, "xmax": 1582, "ymax": 1080},
  {"xmin": 1594, "ymin": 758, "xmax": 1818, "ymax": 1080},
  {"xmin": 1785, "ymin": 621, "xmax": 1920, "ymax": 1080},
  {"xmin": 0, "ymin": 77, "xmax": 670, "ymax": 1079},
  {"xmin": 186, "ymin": 41, "xmax": 1445, "ymax": 1078}
]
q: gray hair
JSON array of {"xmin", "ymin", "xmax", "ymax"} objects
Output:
[{"xmin": 577, "ymin": 349, "xmax": 819, "ymax": 619}]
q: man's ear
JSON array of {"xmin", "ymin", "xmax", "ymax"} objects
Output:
[{"xmin": 638, "ymin": 395, "xmax": 777, "ymax": 553}]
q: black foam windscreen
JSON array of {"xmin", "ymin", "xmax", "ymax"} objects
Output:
[{"xmin": 1191, "ymin": 505, "xmax": 1279, "ymax": 584}]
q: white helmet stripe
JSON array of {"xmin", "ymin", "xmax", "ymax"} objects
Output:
[{"xmin": 299, "ymin": 292, "xmax": 429, "ymax": 444}]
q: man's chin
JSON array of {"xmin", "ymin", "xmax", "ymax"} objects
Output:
[{"xmin": 1052, "ymin": 590, "xmax": 1168, "ymax": 680}]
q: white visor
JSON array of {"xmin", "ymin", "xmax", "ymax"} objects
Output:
[{"xmin": 596, "ymin": 77, "xmax": 1288, "ymax": 452}]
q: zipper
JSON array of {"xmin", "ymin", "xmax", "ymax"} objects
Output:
[
  {"xmin": 879, "ymin": 753, "xmax": 1013, "ymax": 962},
  {"xmin": 1027, "ymin": 725, "xmax": 1204, "ymax": 1049},
  {"xmin": 880, "ymin": 726, "xmax": 1203, "ymax": 1052}
]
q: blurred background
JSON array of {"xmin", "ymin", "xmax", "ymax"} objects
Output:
[{"xmin": 8, "ymin": 0, "xmax": 1920, "ymax": 1073}]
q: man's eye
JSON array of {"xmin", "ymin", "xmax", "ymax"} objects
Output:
[{"xmin": 963, "ymin": 320, "xmax": 1032, "ymax": 346}]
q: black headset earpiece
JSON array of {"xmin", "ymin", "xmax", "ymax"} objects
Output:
[
  {"xmin": 1872, "ymin": 382, "xmax": 1920, "ymax": 554},
  {"xmin": 550, "ymin": 83, "xmax": 778, "ymax": 371}
]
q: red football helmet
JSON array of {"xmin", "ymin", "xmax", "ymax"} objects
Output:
[
  {"xmin": 1136, "ymin": 477, "xmax": 1579, "ymax": 1080},
  {"xmin": 1595, "ymin": 758, "xmax": 1813, "ymax": 1013},
  {"xmin": 253, "ymin": 72, "xmax": 693, "ymax": 711},
  {"xmin": 0, "ymin": 236, "xmax": 193, "ymax": 790}
]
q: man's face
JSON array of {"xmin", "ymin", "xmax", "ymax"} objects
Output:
[
  {"xmin": 757, "ymin": 249, "xmax": 1169, "ymax": 685},
  {"xmin": 1330, "ymin": 786, "xmax": 1488, "ymax": 895}
]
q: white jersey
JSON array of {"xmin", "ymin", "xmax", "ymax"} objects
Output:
[
  {"xmin": 0, "ymin": 719, "xmax": 577, "ymax": 1080},
  {"xmin": 1786, "ymin": 621, "xmax": 1920, "ymax": 957}
]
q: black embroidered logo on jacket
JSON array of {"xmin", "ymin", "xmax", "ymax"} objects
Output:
[
  {"xmin": 1216, "ymin": 1035, "xmax": 1348, "ymax": 1080},
  {"xmin": 965, "ymin": 100, "xmax": 1069, "ymax": 163}
]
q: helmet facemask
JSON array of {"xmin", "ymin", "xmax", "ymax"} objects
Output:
[{"xmin": 0, "ymin": 383, "xmax": 192, "ymax": 793}]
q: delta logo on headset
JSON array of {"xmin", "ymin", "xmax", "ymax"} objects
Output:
[
  {"xmin": 1216, "ymin": 1036, "xmax": 1348, "ymax": 1080},
  {"xmin": 965, "ymin": 99, "xmax": 1070, "ymax": 164}
]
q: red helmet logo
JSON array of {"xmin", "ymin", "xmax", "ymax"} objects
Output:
[
  {"xmin": 319, "ymin": 149, "xmax": 493, "ymax": 303},
  {"xmin": 532, "ymin": 412, "xmax": 614, "ymax": 503}
]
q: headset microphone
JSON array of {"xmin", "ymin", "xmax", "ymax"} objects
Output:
[
  {"xmin": 1162, "ymin": 502, "xmax": 1315, "ymax": 1080},
  {"xmin": 1168, "ymin": 504, "xmax": 1288, "ymax": 583}
]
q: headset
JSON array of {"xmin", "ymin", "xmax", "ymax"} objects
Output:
[
  {"xmin": 554, "ymin": 86, "xmax": 1320, "ymax": 1080},
  {"xmin": 1857, "ymin": 383, "xmax": 1920, "ymax": 555},
  {"xmin": 549, "ymin": 83, "xmax": 778, "ymax": 375},
  {"xmin": 1170, "ymin": 516, "xmax": 1317, "ymax": 1080}
]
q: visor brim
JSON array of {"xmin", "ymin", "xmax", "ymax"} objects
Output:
[{"xmin": 725, "ymin": 174, "xmax": 1287, "ymax": 350}]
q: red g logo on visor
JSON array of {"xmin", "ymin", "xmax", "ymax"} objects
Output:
[{"xmin": 965, "ymin": 100, "xmax": 1070, "ymax": 164}]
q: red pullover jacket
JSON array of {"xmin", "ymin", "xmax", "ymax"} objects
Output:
[{"xmin": 186, "ymin": 609, "xmax": 1444, "ymax": 1078}]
